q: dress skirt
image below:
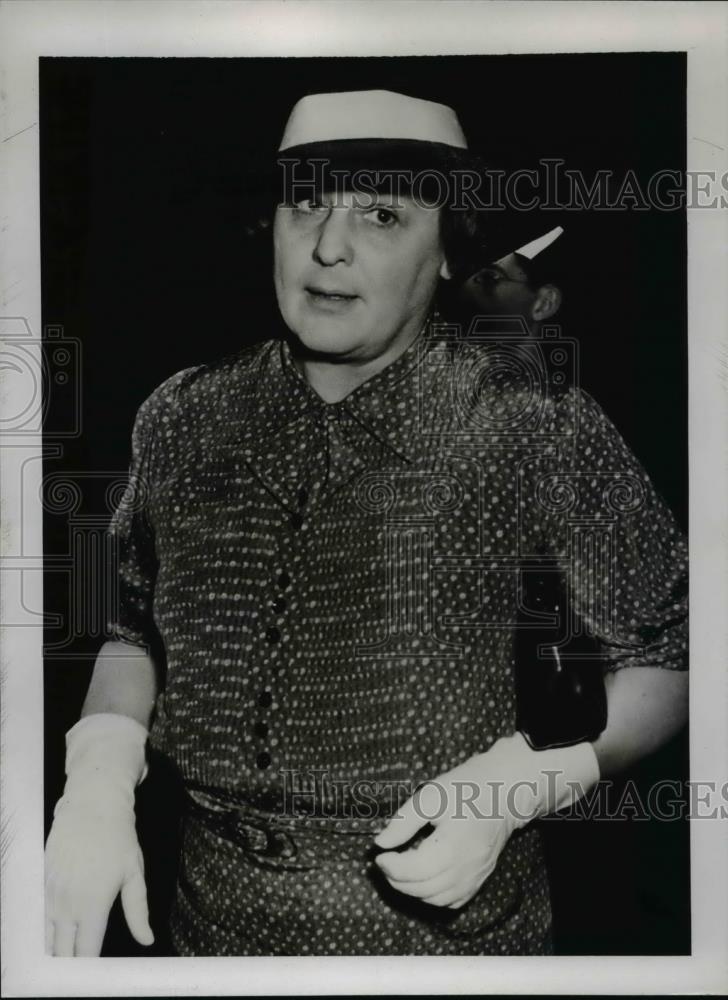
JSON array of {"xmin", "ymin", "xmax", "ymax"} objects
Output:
[{"xmin": 169, "ymin": 797, "xmax": 554, "ymax": 956}]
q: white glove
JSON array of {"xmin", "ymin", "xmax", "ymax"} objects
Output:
[
  {"xmin": 374, "ymin": 732, "xmax": 600, "ymax": 909},
  {"xmin": 45, "ymin": 713, "xmax": 154, "ymax": 956}
]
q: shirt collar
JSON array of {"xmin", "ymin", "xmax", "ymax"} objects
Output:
[
  {"xmin": 239, "ymin": 320, "xmax": 444, "ymax": 507},
  {"xmin": 277, "ymin": 321, "xmax": 442, "ymax": 463}
]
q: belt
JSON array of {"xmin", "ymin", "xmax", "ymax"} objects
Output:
[{"xmin": 184, "ymin": 791, "xmax": 387, "ymax": 871}]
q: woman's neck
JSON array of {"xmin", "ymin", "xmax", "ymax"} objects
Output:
[{"xmin": 291, "ymin": 320, "xmax": 429, "ymax": 404}]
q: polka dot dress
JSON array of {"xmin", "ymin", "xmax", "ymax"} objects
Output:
[{"xmin": 108, "ymin": 325, "xmax": 688, "ymax": 955}]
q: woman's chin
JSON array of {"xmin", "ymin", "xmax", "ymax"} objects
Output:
[{"xmin": 289, "ymin": 323, "xmax": 363, "ymax": 361}]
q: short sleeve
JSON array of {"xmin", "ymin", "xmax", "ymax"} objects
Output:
[
  {"xmin": 105, "ymin": 390, "xmax": 161, "ymax": 648},
  {"xmin": 105, "ymin": 368, "xmax": 197, "ymax": 648},
  {"xmin": 520, "ymin": 389, "xmax": 688, "ymax": 673}
]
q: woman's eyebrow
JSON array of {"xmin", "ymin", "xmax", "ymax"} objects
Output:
[{"xmin": 350, "ymin": 191, "xmax": 405, "ymax": 206}]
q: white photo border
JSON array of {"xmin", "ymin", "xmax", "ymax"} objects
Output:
[{"xmin": 1, "ymin": 0, "xmax": 727, "ymax": 995}]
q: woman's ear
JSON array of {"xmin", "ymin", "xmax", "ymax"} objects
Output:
[
  {"xmin": 531, "ymin": 284, "xmax": 562, "ymax": 321},
  {"xmin": 439, "ymin": 258, "xmax": 453, "ymax": 280}
]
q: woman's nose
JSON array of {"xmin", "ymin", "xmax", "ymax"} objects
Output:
[{"xmin": 312, "ymin": 207, "xmax": 353, "ymax": 266}]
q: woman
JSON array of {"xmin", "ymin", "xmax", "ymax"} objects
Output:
[{"xmin": 45, "ymin": 89, "xmax": 688, "ymax": 957}]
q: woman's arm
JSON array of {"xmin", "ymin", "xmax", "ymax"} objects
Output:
[
  {"xmin": 81, "ymin": 640, "xmax": 160, "ymax": 727},
  {"xmin": 591, "ymin": 665, "xmax": 688, "ymax": 778},
  {"xmin": 372, "ymin": 671, "xmax": 689, "ymax": 909}
]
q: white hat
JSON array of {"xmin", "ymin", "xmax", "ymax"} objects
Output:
[{"xmin": 278, "ymin": 89, "xmax": 468, "ymax": 151}]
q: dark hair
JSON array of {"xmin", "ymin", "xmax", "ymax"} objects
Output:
[{"xmin": 439, "ymin": 206, "xmax": 480, "ymax": 276}]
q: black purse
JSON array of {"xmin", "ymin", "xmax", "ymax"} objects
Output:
[{"xmin": 514, "ymin": 567, "xmax": 608, "ymax": 750}]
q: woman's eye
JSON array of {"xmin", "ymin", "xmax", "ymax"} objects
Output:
[{"xmin": 364, "ymin": 207, "xmax": 399, "ymax": 228}]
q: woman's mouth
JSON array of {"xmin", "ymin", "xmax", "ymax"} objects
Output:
[{"xmin": 305, "ymin": 287, "xmax": 359, "ymax": 310}]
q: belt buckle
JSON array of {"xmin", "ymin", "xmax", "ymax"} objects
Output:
[{"xmin": 232, "ymin": 816, "xmax": 298, "ymax": 862}]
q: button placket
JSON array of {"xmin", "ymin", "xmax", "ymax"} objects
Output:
[
  {"xmin": 254, "ymin": 678, "xmax": 274, "ymax": 764},
  {"xmin": 259, "ymin": 550, "xmax": 291, "ymax": 728},
  {"xmin": 256, "ymin": 478, "xmax": 309, "ymax": 774},
  {"xmin": 255, "ymin": 559, "xmax": 291, "ymax": 770}
]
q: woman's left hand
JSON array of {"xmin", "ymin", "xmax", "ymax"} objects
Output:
[
  {"xmin": 372, "ymin": 752, "xmax": 518, "ymax": 909},
  {"xmin": 373, "ymin": 732, "xmax": 600, "ymax": 908}
]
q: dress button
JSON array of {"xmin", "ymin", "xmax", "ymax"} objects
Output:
[
  {"xmin": 256, "ymin": 751, "xmax": 272, "ymax": 769},
  {"xmin": 272, "ymin": 597, "xmax": 287, "ymax": 615},
  {"xmin": 254, "ymin": 721, "xmax": 268, "ymax": 739},
  {"xmin": 297, "ymin": 486, "xmax": 309, "ymax": 508},
  {"xmin": 277, "ymin": 571, "xmax": 291, "ymax": 590},
  {"xmin": 290, "ymin": 511, "xmax": 304, "ymax": 530},
  {"xmin": 265, "ymin": 625, "xmax": 281, "ymax": 644},
  {"xmin": 258, "ymin": 690, "xmax": 272, "ymax": 708}
]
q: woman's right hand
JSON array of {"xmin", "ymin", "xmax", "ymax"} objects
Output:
[
  {"xmin": 45, "ymin": 711, "xmax": 155, "ymax": 956},
  {"xmin": 45, "ymin": 798, "xmax": 154, "ymax": 956}
]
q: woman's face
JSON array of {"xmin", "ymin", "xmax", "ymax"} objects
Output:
[{"xmin": 273, "ymin": 189, "xmax": 448, "ymax": 365}]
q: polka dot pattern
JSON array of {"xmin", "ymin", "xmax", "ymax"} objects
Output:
[
  {"xmin": 171, "ymin": 808, "xmax": 552, "ymax": 956},
  {"xmin": 107, "ymin": 327, "xmax": 688, "ymax": 955}
]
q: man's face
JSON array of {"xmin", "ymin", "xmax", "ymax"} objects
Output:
[
  {"xmin": 458, "ymin": 252, "xmax": 537, "ymax": 321},
  {"xmin": 273, "ymin": 189, "xmax": 447, "ymax": 363}
]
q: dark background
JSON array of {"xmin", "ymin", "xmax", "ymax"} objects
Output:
[{"xmin": 41, "ymin": 54, "xmax": 689, "ymax": 956}]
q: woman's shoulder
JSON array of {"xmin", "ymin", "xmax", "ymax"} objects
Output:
[{"xmin": 140, "ymin": 339, "xmax": 276, "ymax": 420}]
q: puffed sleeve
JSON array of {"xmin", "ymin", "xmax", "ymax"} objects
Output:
[
  {"xmin": 520, "ymin": 388, "xmax": 688, "ymax": 673},
  {"xmin": 105, "ymin": 389, "xmax": 162, "ymax": 648},
  {"xmin": 105, "ymin": 368, "xmax": 198, "ymax": 648}
]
